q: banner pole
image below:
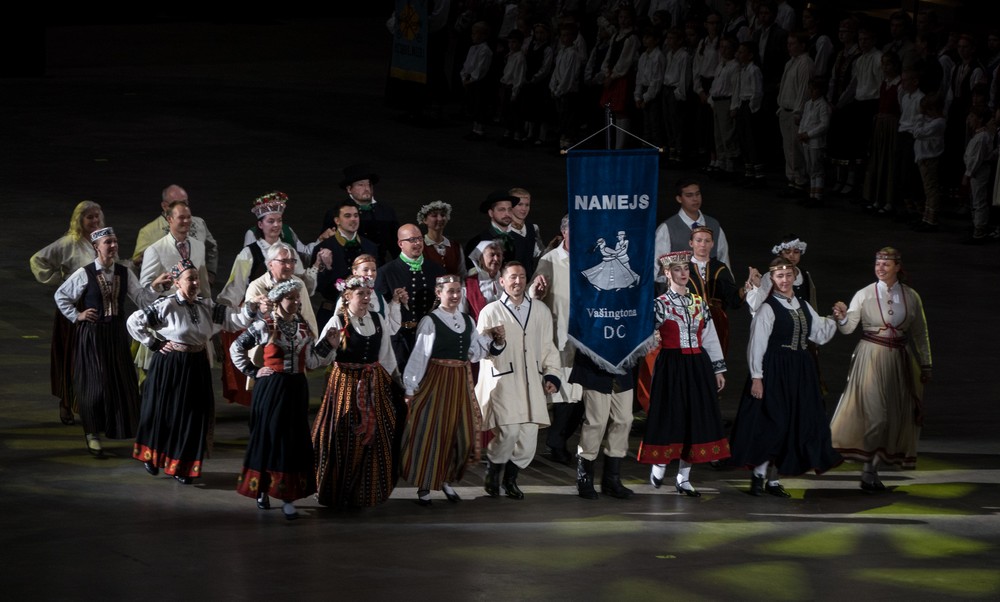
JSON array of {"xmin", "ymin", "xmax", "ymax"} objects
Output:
[{"xmin": 604, "ymin": 103, "xmax": 612, "ymax": 150}]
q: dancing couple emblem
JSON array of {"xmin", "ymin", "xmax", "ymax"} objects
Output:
[{"xmin": 581, "ymin": 230, "xmax": 640, "ymax": 290}]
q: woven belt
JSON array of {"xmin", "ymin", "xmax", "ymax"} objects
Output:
[
  {"xmin": 861, "ymin": 332, "xmax": 908, "ymax": 349},
  {"xmin": 169, "ymin": 341, "xmax": 206, "ymax": 353}
]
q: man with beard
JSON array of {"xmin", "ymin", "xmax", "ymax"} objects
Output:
[
  {"xmin": 323, "ymin": 164, "xmax": 399, "ymax": 264},
  {"xmin": 464, "ymin": 189, "xmax": 520, "ymax": 272}
]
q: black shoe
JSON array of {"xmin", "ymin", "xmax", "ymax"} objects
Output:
[
  {"xmin": 675, "ymin": 481, "xmax": 702, "ymax": 497},
  {"xmin": 442, "ymin": 485, "xmax": 461, "ymax": 503},
  {"xmin": 650, "ymin": 467, "xmax": 664, "ymax": 489},
  {"xmin": 749, "ymin": 473, "xmax": 765, "ymax": 496},
  {"xmin": 256, "ymin": 491, "xmax": 270, "ymax": 510},
  {"xmin": 502, "ymin": 461, "xmax": 524, "ymax": 500},
  {"xmin": 484, "ymin": 460, "xmax": 503, "ymax": 497},
  {"xmin": 601, "ymin": 456, "xmax": 634, "ymax": 499},
  {"xmin": 549, "ymin": 446, "xmax": 572, "ymax": 465},
  {"xmin": 174, "ymin": 475, "xmax": 193, "ymax": 485},
  {"xmin": 143, "ymin": 462, "xmax": 159, "ymax": 476},
  {"xmin": 577, "ymin": 457, "xmax": 599, "ymax": 500},
  {"xmin": 860, "ymin": 479, "xmax": 887, "ymax": 493},
  {"xmin": 59, "ymin": 405, "xmax": 75, "ymax": 425},
  {"xmin": 765, "ymin": 482, "xmax": 791, "ymax": 498}
]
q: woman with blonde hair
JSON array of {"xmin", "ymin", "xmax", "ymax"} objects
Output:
[{"xmin": 30, "ymin": 200, "xmax": 104, "ymax": 425}]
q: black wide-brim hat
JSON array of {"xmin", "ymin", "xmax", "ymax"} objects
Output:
[
  {"xmin": 340, "ymin": 164, "xmax": 380, "ymax": 188},
  {"xmin": 479, "ymin": 189, "xmax": 520, "ymax": 213}
]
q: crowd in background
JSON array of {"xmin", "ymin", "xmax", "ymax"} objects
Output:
[{"xmin": 402, "ymin": 0, "xmax": 1000, "ymax": 243}]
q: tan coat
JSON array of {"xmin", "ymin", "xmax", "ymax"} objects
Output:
[{"xmin": 475, "ymin": 296, "xmax": 561, "ymax": 429}]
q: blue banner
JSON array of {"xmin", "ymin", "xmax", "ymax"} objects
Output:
[
  {"xmin": 567, "ymin": 149, "xmax": 658, "ymax": 373},
  {"xmin": 389, "ymin": 0, "xmax": 428, "ymax": 83}
]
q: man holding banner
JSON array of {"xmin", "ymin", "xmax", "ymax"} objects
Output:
[{"xmin": 566, "ymin": 148, "xmax": 659, "ymax": 495}]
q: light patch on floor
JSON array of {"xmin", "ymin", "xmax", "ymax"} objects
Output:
[
  {"xmin": 886, "ymin": 526, "xmax": 992, "ymax": 558},
  {"xmin": 854, "ymin": 568, "xmax": 1000, "ymax": 597},
  {"xmin": 756, "ymin": 525, "xmax": 860, "ymax": 557}
]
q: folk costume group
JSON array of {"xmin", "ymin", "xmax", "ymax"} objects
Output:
[{"xmin": 32, "ymin": 191, "xmax": 932, "ymax": 517}]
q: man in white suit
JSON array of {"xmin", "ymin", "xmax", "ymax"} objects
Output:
[
  {"xmin": 476, "ymin": 261, "xmax": 562, "ymax": 499},
  {"xmin": 140, "ymin": 201, "xmax": 212, "ymax": 298},
  {"xmin": 132, "ymin": 184, "xmax": 217, "ymax": 283}
]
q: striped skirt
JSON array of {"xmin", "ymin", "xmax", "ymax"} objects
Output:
[
  {"xmin": 73, "ymin": 318, "xmax": 140, "ymax": 439},
  {"xmin": 400, "ymin": 359, "xmax": 482, "ymax": 490}
]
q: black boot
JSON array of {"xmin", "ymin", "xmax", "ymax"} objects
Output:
[
  {"xmin": 577, "ymin": 456, "xmax": 598, "ymax": 499},
  {"xmin": 601, "ymin": 456, "xmax": 634, "ymax": 499},
  {"xmin": 502, "ymin": 461, "xmax": 525, "ymax": 500},
  {"xmin": 484, "ymin": 460, "xmax": 503, "ymax": 497}
]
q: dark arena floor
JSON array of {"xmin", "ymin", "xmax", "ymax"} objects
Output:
[{"xmin": 3, "ymin": 16, "xmax": 999, "ymax": 602}]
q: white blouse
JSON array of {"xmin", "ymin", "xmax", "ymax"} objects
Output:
[
  {"xmin": 747, "ymin": 295, "xmax": 836, "ymax": 378},
  {"xmin": 319, "ymin": 310, "xmax": 397, "ymax": 376},
  {"xmin": 402, "ymin": 307, "xmax": 493, "ymax": 395},
  {"xmin": 54, "ymin": 260, "xmax": 160, "ymax": 322},
  {"xmin": 31, "ymin": 235, "xmax": 96, "ymax": 286},
  {"xmin": 127, "ymin": 293, "xmax": 256, "ymax": 349}
]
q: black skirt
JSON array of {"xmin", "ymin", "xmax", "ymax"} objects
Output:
[
  {"xmin": 729, "ymin": 348, "xmax": 842, "ymax": 476},
  {"xmin": 637, "ymin": 349, "xmax": 730, "ymax": 465},
  {"xmin": 73, "ymin": 318, "xmax": 140, "ymax": 439},
  {"xmin": 236, "ymin": 372, "xmax": 316, "ymax": 502},
  {"xmin": 132, "ymin": 349, "xmax": 214, "ymax": 479}
]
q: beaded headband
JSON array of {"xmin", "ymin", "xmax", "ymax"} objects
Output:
[
  {"xmin": 170, "ymin": 258, "xmax": 196, "ymax": 280},
  {"xmin": 435, "ymin": 275, "xmax": 462, "ymax": 285},
  {"xmin": 90, "ymin": 227, "xmax": 115, "ymax": 242},
  {"xmin": 417, "ymin": 200, "xmax": 452, "ymax": 224},
  {"xmin": 772, "ymin": 238, "xmax": 807, "ymax": 255},
  {"xmin": 268, "ymin": 279, "xmax": 302, "ymax": 302},
  {"xmin": 691, "ymin": 225, "xmax": 714, "ymax": 238},
  {"xmin": 658, "ymin": 250, "xmax": 691, "ymax": 269},
  {"xmin": 875, "ymin": 249, "xmax": 901, "ymax": 261},
  {"xmin": 251, "ymin": 191, "xmax": 288, "ymax": 219}
]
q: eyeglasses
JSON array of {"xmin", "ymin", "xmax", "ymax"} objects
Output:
[
  {"xmin": 272, "ymin": 258, "xmax": 297, "ymax": 265},
  {"xmin": 399, "ymin": 236, "xmax": 423, "ymax": 244}
]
